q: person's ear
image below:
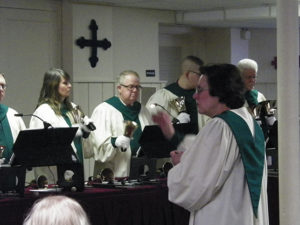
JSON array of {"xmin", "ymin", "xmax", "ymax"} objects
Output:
[
  {"xmin": 117, "ymin": 85, "xmax": 122, "ymax": 94},
  {"xmin": 184, "ymin": 71, "xmax": 190, "ymax": 79}
]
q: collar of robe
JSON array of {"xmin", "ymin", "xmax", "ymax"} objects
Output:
[
  {"xmin": 245, "ymin": 89, "xmax": 258, "ymax": 108},
  {"xmin": 165, "ymin": 81, "xmax": 195, "ymax": 100},
  {"xmin": 105, "ymin": 96, "xmax": 141, "ymax": 121}
]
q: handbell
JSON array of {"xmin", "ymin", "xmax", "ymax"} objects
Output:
[
  {"xmin": 170, "ymin": 96, "xmax": 187, "ymax": 113},
  {"xmin": 123, "ymin": 120, "xmax": 138, "ymax": 138}
]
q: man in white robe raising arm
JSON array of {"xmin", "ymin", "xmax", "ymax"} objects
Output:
[{"xmin": 152, "ymin": 64, "xmax": 269, "ymax": 225}]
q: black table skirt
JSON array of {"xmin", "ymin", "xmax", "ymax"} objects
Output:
[{"xmin": 0, "ymin": 184, "xmax": 190, "ymax": 225}]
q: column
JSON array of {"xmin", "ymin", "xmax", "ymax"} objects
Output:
[{"xmin": 276, "ymin": 0, "xmax": 300, "ymax": 224}]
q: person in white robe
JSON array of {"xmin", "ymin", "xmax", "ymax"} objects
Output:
[
  {"xmin": 152, "ymin": 64, "xmax": 269, "ymax": 225},
  {"xmin": 0, "ymin": 73, "xmax": 26, "ymax": 164},
  {"xmin": 29, "ymin": 68, "xmax": 93, "ymax": 185},
  {"xmin": 84, "ymin": 70, "xmax": 152, "ymax": 178},
  {"xmin": 238, "ymin": 58, "xmax": 276, "ymax": 140},
  {"xmin": 146, "ymin": 55, "xmax": 209, "ymax": 133},
  {"xmin": 146, "ymin": 56, "xmax": 209, "ymax": 169},
  {"xmin": 237, "ymin": 58, "xmax": 266, "ymax": 108}
]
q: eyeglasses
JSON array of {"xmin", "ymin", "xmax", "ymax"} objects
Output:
[
  {"xmin": 0, "ymin": 84, "xmax": 7, "ymax": 90},
  {"xmin": 120, "ymin": 84, "xmax": 142, "ymax": 91},
  {"xmin": 195, "ymin": 86, "xmax": 209, "ymax": 94},
  {"xmin": 188, "ymin": 70, "xmax": 201, "ymax": 76}
]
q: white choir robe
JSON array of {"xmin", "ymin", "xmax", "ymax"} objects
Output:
[
  {"xmin": 6, "ymin": 107, "xmax": 26, "ymax": 142},
  {"xmin": 83, "ymin": 102, "xmax": 152, "ymax": 178},
  {"xmin": 28, "ymin": 103, "xmax": 81, "ymax": 184},
  {"xmin": 167, "ymin": 107, "xmax": 269, "ymax": 225}
]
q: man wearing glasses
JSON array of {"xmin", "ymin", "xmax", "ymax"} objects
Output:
[
  {"xmin": 85, "ymin": 70, "xmax": 152, "ymax": 178},
  {"xmin": 0, "ymin": 73, "xmax": 26, "ymax": 164},
  {"xmin": 146, "ymin": 55, "xmax": 208, "ymax": 135}
]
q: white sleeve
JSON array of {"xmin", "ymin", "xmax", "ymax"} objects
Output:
[{"xmin": 167, "ymin": 118, "xmax": 239, "ymax": 211}]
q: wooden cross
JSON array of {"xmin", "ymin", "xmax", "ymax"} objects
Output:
[
  {"xmin": 271, "ymin": 56, "xmax": 300, "ymax": 70},
  {"xmin": 76, "ymin": 19, "xmax": 111, "ymax": 68},
  {"xmin": 271, "ymin": 56, "xmax": 277, "ymax": 69}
]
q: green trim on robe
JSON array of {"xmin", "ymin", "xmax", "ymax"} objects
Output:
[
  {"xmin": 60, "ymin": 105, "xmax": 83, "ymax": 163},
  {"xmin": 105, "ymin": 96, "xmax": 142, "ymax": 155},
  {"xmin": 0, "ymin": 104, "xmax": 14, "ymax": 163},
  {"xmin": 216, "ymin": 110, "xmax": 265, "ymax": 217},
  {"xmin": 165, "ymin": 82, "xmax": 198, "ymax": 134},
  {"xmin": 245, "ymin": 89, "xmax": 259, "ymax": 108}
]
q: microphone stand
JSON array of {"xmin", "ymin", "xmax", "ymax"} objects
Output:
[
  {"xmin": 150, "ymin": 103, "xmax": 180, "ymax": 124},
  {"xmin": 15, "ymin": 113, "xmax": 53, "ymax": 129}
]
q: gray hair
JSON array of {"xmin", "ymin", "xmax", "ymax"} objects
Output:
[
  {"xmin": 23, "ymin": 195, "xmax": 91, "ymax": 225},
  {"xmin": 117, "ymin": 70, "xmax": 140, "ymax": 85},
  {"xmin": 237, "ymin": 58, "xmax": 258, "ymax": 73}
]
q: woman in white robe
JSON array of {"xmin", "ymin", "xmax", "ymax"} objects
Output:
[
  {"xmin": 153, "ymin": 64, "xmax": 269, "ymax": 225},
  {"xmin": 29, "ymin": 68, "xmax": 91, "ymax": 185}
]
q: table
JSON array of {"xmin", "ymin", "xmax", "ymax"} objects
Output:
[{"xmin": 0, "ymin": 184, "xmax": 190, "ymax": 225}]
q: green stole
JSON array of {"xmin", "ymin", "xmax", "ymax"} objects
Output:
[
  {"xmin": 165, "ymin": 82, "xmax": 198, "ymax": 134},
  {"xmin": 245, "ymin": 89, "xmax": 258, "ymax": 108},
  {"xmin": 0, "ymin": 104, "xmax": 14, "ymax": 163},
  {"xmin": 60, "ymin": 105, "xmax": 83, "ymax": 163},
  {"xmin": 216, "ymin": 110, "xmax": 265, "ymax": 217},
  {"xmin": 105, "ymin": 96, "xmax": 142, "ymax": 155}
]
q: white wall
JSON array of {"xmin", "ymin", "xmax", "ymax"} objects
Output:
[
  {"xmin": 204, "ymin": 28, "xmax": 231, "ymax": 64},
  {"xmin": 249, "ymin": 28, "xmax": 277, "ymax": 100},
  {"xmin": 0, "ymin": 0, "xmax": 61, "ymax": 125},
  {"xmin": 65, "ymin": 3, "xmax": 174, "ymax": 84}
]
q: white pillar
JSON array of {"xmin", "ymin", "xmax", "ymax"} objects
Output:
[{"xmin": 276, "ymin": 0, "xmax": 300, "ymax": 224}]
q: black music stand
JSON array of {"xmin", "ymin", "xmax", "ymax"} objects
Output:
[
  {"xmin": 139, "ymin": 123, "xmax": 195, "ymax": 158},
  {"xmin": 11, "ymin": 127, "xmax": 78, "ymax": 167},
  {"xmin": 10, "ymin": 127, "xmax": 84, "ymax": 192}
]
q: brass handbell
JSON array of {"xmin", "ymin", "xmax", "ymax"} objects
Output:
[
  {"xmin": 252, "ymin": 100, "xmax": 277, "ymax": 120},
  {"xmin": 121, "ymin": 121, "xmax": 138, "ymax": 152},
  {"xmin": 123, "ymin": 120, "xmax": 138, "ymax": 138},
  {"xmin": 170, "ymin": 96, "xmax": 187, "ymax": 113}
]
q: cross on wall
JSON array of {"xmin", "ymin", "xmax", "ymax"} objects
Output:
[
  {"xmin": 271, "ymin": 56, "xmax": 300, "ymax": 70},
  {"xmin": 76, "ymin": 19, "xmax": 111, "ymax": 68}
]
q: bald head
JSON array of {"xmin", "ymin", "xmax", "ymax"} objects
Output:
[{"xmin": 181, "ymin": 56, "xmax": 204, "ymax": 74}]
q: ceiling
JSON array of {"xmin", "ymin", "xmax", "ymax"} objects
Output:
[{"xmin": 72, "ymin": 0, "xmax": 298, "ymax": 29}]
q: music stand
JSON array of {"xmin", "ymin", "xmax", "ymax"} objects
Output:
[
  {"xmin": 10, "ymin": 127, "xmax": 84, "ymax": 192},
  {"xmin": 139, "ymin": 123, "xmax": 196, "ymax": 158},
  {"xmin": 11, "ymin": 127, "xmax": 78, "ymax": 167}
]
